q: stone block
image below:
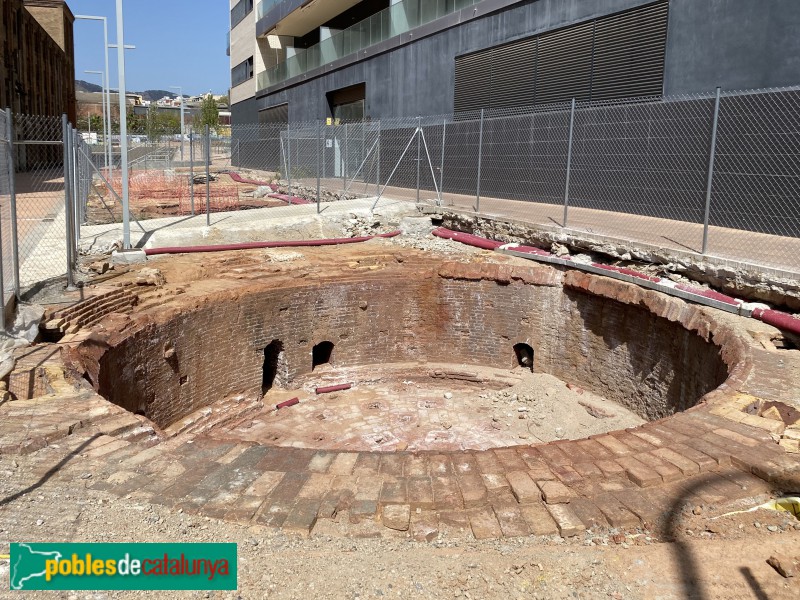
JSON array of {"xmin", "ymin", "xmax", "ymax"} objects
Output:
[
  {"xmin": 111, "ymin": 249, "xmax": 147, "ymax": 265},
  {"xmin": 382, "ymin": 504, "xmax": 411, "ymax": 531},
  {"xmin": 538, "ymin": 480, "xmax": 572, "ymax": 504}
]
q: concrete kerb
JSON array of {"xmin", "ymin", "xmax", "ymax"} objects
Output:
[{"xmin": 111, "ymin": 249, "xmax": 147, "ymax": 265}]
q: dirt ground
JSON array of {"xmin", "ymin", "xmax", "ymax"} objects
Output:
[
  {"xmin": 204, "ymin": 368, "xmax": 645, "ymax": 453},
  {"xmin": 0, "ymin": 452, "xmax": 799, "ymax": 600}
]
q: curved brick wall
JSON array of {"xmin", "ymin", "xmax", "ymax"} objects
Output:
[{"xmin": 82, "ymin": 261, "xmax": 738, "ymax": 430}]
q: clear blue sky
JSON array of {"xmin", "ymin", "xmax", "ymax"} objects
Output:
[{"xmin": 71, "ymin": 0, "xmax": 230, "ymax": 96}]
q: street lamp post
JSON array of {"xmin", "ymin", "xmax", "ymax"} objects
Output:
[
  {"xmin": 84, "ymin": 70, "xmax": 107, "ymax": 160},
  {"xmin": 75, "ymin": 15, "xmax": 112, "ymax": 180},
  {"xmin": 170, "ymin": 85, "xmax": 185, "ymax": 162},
  {"xmin": 113, "ymin": 0, "xmax": 132, "ymax": 249}
]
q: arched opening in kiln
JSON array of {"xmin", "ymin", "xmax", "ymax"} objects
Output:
[
  {"xmin": 513, "ymin": 343, "xmax": 534, "ymax": 371},
  {"xmin": 312, "ymin": 341, "xmax": 335, "ymax": 370},
  {"xmin": 262, "ymin": 340, "xmax": 285, "ymax": 393}
]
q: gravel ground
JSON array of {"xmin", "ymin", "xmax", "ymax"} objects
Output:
[{"xmin": 1, "ymin": 461, "xmax": 798, "ymax": 600}]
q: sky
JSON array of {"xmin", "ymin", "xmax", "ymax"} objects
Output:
[{"xmin": 71, "ymin": 0, "xmax": 230, "ymax": 96}]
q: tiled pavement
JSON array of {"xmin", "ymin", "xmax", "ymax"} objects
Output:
[{"xmin": 1, "ymin": 392, "xmax": 796, "ymax": 541}]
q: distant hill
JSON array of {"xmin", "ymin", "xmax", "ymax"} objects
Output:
[
  {"xmin": 75, "ymin": 79, "xmax": 102, "ymax": 93},
  {"xmin": 75, "ymin": 80, "xmax": 180, "ymax": 101}
]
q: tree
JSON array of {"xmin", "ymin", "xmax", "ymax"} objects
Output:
[
  {"xmin": 193, "ymin": 95, "xmax": 219, "ymax": 133},
  {"xmin": 77, "ymin": 113, "xmax": 104, "ymax": 134},
  {"xmin": 145, "ymin": 108, "xmax": 180, "ymax": 141}
]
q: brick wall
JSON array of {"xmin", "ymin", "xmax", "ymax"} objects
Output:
[
  {"xmin": 1, "ymin": 0, "xmax": 76, "ymax": 121},
  {"xmin": 86, "ymin": 262, "xmax": 733, "ymax": 429}
]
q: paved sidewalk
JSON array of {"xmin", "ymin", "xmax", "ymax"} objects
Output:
[{"xmin": 361, "ymin": 181, "xmax": 800, "ymax": 279}]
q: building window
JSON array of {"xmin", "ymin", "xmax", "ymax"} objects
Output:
[
  {"xmin": 231, "ymin": 0, "xmax": 254, "ymax": 29},
  {"xmin": 231, "ymin": 56, "xmax": 254, "ymax": 87}
]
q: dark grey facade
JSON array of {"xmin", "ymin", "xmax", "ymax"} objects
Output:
[{"xmin": 232, "ymin": 0, "xmax": 800, "ymax": 125}]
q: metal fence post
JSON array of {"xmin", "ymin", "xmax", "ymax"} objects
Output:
[
  {"xmin": 189, "ymin": 127, "xmax": 195, "ymax": 216},
  {"xmin": 316, "ymin": 119, "xmax": 322, "ymax": 214},
  {"xmin": 416, "ymin": 116, "xmax": 422, "ymax": 202},
  {"xmin": 68, "ymin": 126, "xmax": 78, "ymax": 264},
  {"xmin": 5, "ymin": 108, "xmax": 20, "ymax": 298},
  {"xmin": 0, "ymin": 128, "xmax": 5, "ymax": 318},
  {"xmin": 62, "ymin": 115, "xmax": 75, "ymax": 289},
  {"xmin": 563, "ymin": 98, "xmax": 576, "ymax": 228},
  {"xmin": 205, "ymin": 124, "xmax": 210, "ymax": 226},
  {"xmin": 286, "ymin": 121, "xmax": 292, "ymax": 204},
  {"xmin": 440, "ymin": 116, "xmax": 447, "ymax": 205},
  {"xmin": 72, "ymin": 128, "xmax": 81, "ymax": 247},
  {"xmin": 342, "ymin": 122, "xmax": 347, "ymax": 190},
  {"xmin": 476, "ymin": 109, "xmax": 484, "ymax": 212},
  {"xmin": 702, "ymin": 87, "xmax": 722, "ymax": 255},
  {"xmin": 376, "ymin": 120, "xmax": 381, "ymax": 196}
]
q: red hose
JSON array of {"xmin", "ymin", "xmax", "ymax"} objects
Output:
[
  {"xmin": 432, "ymin": 227, "xmax": 504, "ymax": 250},
  {"xmin": 315, "ymin": 383, "xmax": 352, "ymax": 394},
  {"xmin": 591, "ymin": 263, "xmax": 661, "ymax": 283},
  {"xmin": 512, "ymin": 245, "xmax": 552, "ymax": 257},
  {"xmin": 752, "ymin": 308, "xmax": 800, "ymax": 336},
  {"xmin": 228, "ymin": 172, "xmax": 277, "ymax": 188},
  {"xmin": 144, "ymin": 230, "xmax": 401, "ymax": 256},
  {"xmin": 675, "ymin": 284, "xmax": 739, "ymax": 306},
  {"xmin": 276, "ymin": 397, "xmax": 299, "ymax": 410}
]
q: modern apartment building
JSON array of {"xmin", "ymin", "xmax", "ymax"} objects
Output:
[
  {"xmin": 0, "ymin": 0, "xmax": 76, "ymax": 121},
  {"xmin": 229, "ymin": 0, "xmax": 800, "ymax": 126}
]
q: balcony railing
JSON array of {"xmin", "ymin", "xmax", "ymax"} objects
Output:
[
  {"xmin": 257, "ymin": 0, "xmax": 283, "ymax": 20},
  {"xmin": 257, "ymin": 0, "xmax": 481, "ymax": 91}
]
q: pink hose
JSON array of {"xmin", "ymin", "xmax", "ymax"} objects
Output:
[
  {"xmin": 432, "ymin": 227, "xmax": 504, "ymax": 250},
  {"xmin": 228, "ymin": 172, "xmax": 278, "ymax": 188},
  {"xmin": 591, "ymin": 263, "xmax": 661, "ymax": 283},
  {"xmin": 752, "ymin": 308, "xmax": 800, "ymax": 336},
  {"xmin": 144, "ymin": 231, "xmax": 401, "ymax": 256},
  {"xmin": 276, "ymin": 397, "xmax": 299, "ymax": 410},
  {"xmin": 315, "ymin": 383, "xmax": 352, "ymax": 394},
  {"xmin": 675, "ymin": 284, "xmax": 739, "ymax": 306}
]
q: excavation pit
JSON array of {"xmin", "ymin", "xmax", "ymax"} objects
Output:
[
  {"xmin": 8, "ymin": 241, "xmax": 797, "ymax": 542},
  {"xmin": 71, "ymin": 247, "xmax": 732, "ymax": 450}
]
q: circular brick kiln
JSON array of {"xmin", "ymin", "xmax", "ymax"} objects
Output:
[
  {"xmin": 19, "ymin": 246, "xmax": 797, "ymax": 540},
  {"xmin": 71, "ymin": 256, "xmax": 735, "ymax": 435}
]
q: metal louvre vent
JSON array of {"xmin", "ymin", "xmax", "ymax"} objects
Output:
[
  {"xmin": 536, "ymin": 20, "xmax": 594, "ymax": 105},
  {"xmin": 454, "ymin": 51, "xmax": 492, "ymax": 113},
  {"xmin": 591, "ymin": 1, "xmax": 669, "ymax": 100},
  {"xmin": 453, "ymin": 0, "xmax": 669, "ymax": 113},
  {"xmin": 259, "ymin": 103, "xmax": 289, "ymax": 125},
  {"xmin": 488, "ymin": 38, "xmax": 537, "ymax": 110}
]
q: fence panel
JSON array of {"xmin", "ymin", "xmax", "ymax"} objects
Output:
[
  {"xmin": 11, "ymin": 114, "xmax": 68, "ymax": 289},
  {"xmin": 0, "ymin": 111, "xmax": 14, "ymax": 305},
  {"xmin": 712, "ymin": 89, "xmax": 800, "ymax": 238},
  {"xmin": 52, "ymin": 87, "xmax": 800, "ymax": 281}
]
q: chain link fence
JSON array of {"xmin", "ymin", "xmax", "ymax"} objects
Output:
[
  {"xmin": 224, "ymin": 87, "xmax": 800, "ymax": 277},
  {"xmin": 4, "ymin": 113, "xmax": 68, "ymax": 291},
  {"xmin": 0, "ymin": 85, "xmax": 797, "ymax": 319}
]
